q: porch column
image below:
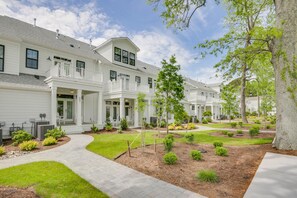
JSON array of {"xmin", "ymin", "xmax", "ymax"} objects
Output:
[
  {"xmin": 211, "ymin": 105, "xmax": 214, "ymax": 120},
  {"xmin": 120, "ymin": 97, "xmax": 125, "ymax": 120},
  {"xmin": 76, "ymin": 89, "xmax": 82, "ymax": 126},
  {"xmin": 194, "ymin": 104, "xmax": 198, "ymax": 118},
  {"xmin": 97, "ymin": 91, "xmax": 103, "ymax": 125},
  {"xmin": 134, "ymin": 99, "xmax": 139, "ymax": 127},
  {"xmin": 51, "ymin": 86, "xmax": 57, "ymax": 126},
  {"xmin": 198, "ymin": 105, "xmax": 202, "ymax": 122},
  {"xmin": 148, "ymin": 99, "xmax": 152, "ymax": 123}
]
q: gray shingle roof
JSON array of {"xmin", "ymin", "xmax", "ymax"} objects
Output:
[
  {"xmin": 0, "ymin": 15, "xmax": 109, "ymax": 63},
  {"xmin": 0, "ymin": 73, "xmax": 48, "ymax": 88}
]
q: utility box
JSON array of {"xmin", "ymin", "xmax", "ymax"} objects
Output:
[
  {"xmin": 37, "ymin": 124, "xmax": 54, "ymax": 141},
  {"xmin": 34, "ymin": 121, "xmax": 50, "ymax": 137},
  {"xmin": 0, "ymin": 128, "xmax": 2, "ymax": 146}
]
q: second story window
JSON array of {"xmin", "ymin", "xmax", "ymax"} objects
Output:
[
  {"xmin": 129, "ymin": 52, "xmax": 135, "ymax": 66},
  {"xmin": 114, "ymin": 47, "xmax": 121, "ymax": 62},
  {"xmin": 110, "ymin": 70, "xmax": 117, "ymax": 81},
  {"xmin": 76, "ymin": 60, "xmax": 85, "ymax": 76},
  {"xmin": 201, "ymin": 92, "xmax": 204, "ymax": 96},
  {"xmin": 26, "ymin": 48, "xmax": 39, "ymax": 69},
  {"xmin": 148, "ymin": 77, "xmax": 153, "ymax": 88},
  {"xmin": 0, "ymin": 45, "xmax": 4, "ymax": 72},
  {"xmin": 135, "ymin": 76, "xmax": 141, "ymax": 84},
  {"xmin": 122, "ymin": 50, "xmax": 128, "ymax": 64}
]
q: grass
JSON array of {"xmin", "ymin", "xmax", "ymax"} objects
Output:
[
  {"xmin": 87, "ymin": 130, "xmax": 273, "ymax": 159},
  {"xmin": 0, "ymin": 161, "xmax": 108, "ymax": 198},
  {"xmin": 197, "ymin": 170, "xmax": 219, "ymax": 183},
  {"xmin": 86, "ymin": 132, "xmax": 161, "ymax": 159},
  {"xmin": 203, "ymin": 122, "xmax": 275, "ymax": 129}
]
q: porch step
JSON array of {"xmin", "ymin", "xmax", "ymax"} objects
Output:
[{"xmin": 61, "ymin": 124, "xmax": 103, "ymax": 134}]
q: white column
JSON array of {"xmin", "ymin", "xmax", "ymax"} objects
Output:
[
  {"xmin": 76, "ymin": 89, "xmax": 82, "ymax": 126},
  {"xmin": 148, "ymin": 99, "xmax": 152, "ymax": 123},
  {"xmin": 198, "ymin": 105, "xmax": 202, "ymax": 122},
  {"xmin": 51, "ymin": 86, "xmax": 57, "ymax": 126},
  {"xmin": 211, "ymin": 105, "xmax": 214, "ymax": 120},
  {"xmin": 195, "ymin": 104, "xmax": 198, "ymax": 118},
  {"xmin": 134, "ymin": 99, "xmax": 139, "ymax": 127},
  {"xmin": 97, "ymin": 91, "xmax": 103, "ymax": 125},
  {"xmin": 120, "ymin": 97, "xmax": 125, "ymax": 120}
]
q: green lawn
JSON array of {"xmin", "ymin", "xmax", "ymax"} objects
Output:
[
  {"xmin": 87, "ymin": 131, "xmax": 273, "ymax": 159},
  {"xmin": 0, "ymin": 161, "xmax": 108, "ymax": 198},
  {"xmin": 202, "ymin": 122, "xmax": 275, "ymax": 129}
]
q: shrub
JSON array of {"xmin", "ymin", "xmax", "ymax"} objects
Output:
[
  {"xmin": 230, "ymin": 115, "xmax": 235, "ymax": 120},
  {"xmin": 249, "ymin": 126, "xmax": 260, "ymax": 137},
  {"xmin": 12, "ymin": 130, "xmax": 33, "ymax": 146},
  {"xmin": 45, "ymin": 128, "xmax": 66, "ymax": 140},
  {"xmin": 117, "ymin": 127, "xmax": 123, "ymax": 134},
  {"xmin": 202, "ymin": 119, "xmax": 208, "ymax": 124},
  {"xmin": 215, "ymin": 147, "xmax": 228, "ymax": 156},
  {"xmin": 91, "ymin": 124, "xmax": 99, "ymax": 133},
  {"xmin": 197, "ymin": 170, "xmax": 219, "ymax": 183},
  {"xmin": 266, "ymin": 125, "xmax": 271, "ymax": 129},
  {"xmin": 42, "ymin": 137, "xmax": 57, "ymax": 146},
  {"xmin": 270, "ymin": 116, "xmax": 276, "ymax": 124},
  {"xmin": 165, "ymin": 134, "xmax": 174, "ymax": 142},
  {"xmin": 168, "ymin": 124, "xmax": 175, "ymax": 130},
  {"xmin": 238, "ymin": 122, "xmax": 243, "ymax": 128},
  {"xmin": 186, "ymin": 123, "xmax": 196, "ymax": 130},
  {"xmin": 230, "ymin": 122, "xmax": 237, "ymax": 128},
  {"xmin": 0, "ymin": 146, "xmax": 5, "ymax": 155},
  {"xmin": 191, "ymin": 150, "xmax": 202, "ymax": 161},
  {"xmin": 206, "ymin": 117, "xmax": 212, "ymax": 123},
  {"xmin": 160, "ymin": 120, "xmax": 166, "ymax": 128},
  {"xmin": 185, "ymin": 133, "xmax": 194, "ymax": 144},
  {"xmin": 175, "ymin": 126, "xmax": 183, "ymax": 130},
  {"xmin": 213, "ymin": 141, "xmax": 223, "ymax": 148},
  {"xmin": 19, "ymin": 140, "xmax": 38, "ymax": 151},
  {"xmin": 163, "ymin": 152, "xmax": 178, "ymax": 165},
  {"xmin": 105, "ymin": 118, "xmax": 113, "ymax": 131},
  {"xmin": 120, "ymin": 118, "xmax": 128, "ymax": 130},
  {"xmin": 254, "ymin": 120, "xmax": 261, "ymax": 124},
  {"xmin": 221, "ymin": 131, "xmax": 228, "ymax": 135},
  {"xmin": 237, "ymin": 130, "xmax": 243, "ymax": 134},
  {"xmin": 203, "ymin": 111, "xmax": 212, "ymax": 117},
  {"xmin": 227, "ymin": 132, "xmax": 234, "ymax": 137},
  {"xmin": 163, "ymin": 138, "xmax": 173, "ymax": 152}
]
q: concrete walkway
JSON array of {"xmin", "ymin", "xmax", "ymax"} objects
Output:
[
  {"xmin": 244, "ymin": 152, "xmax": 297, "ymax": 198},
  {"xmin": 0, "ymin": 135, "xmax": 204, "ymax": 198}
]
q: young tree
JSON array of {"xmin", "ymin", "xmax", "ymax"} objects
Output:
[
  {"xmin": 221, "ymin": 84, "xmax": 239, "ymax": 121},
  {"xmin": 155, "ymin": 55, "xmax": 185, "ymax": 133},
  {"xmin": 136, "ymin": 92, "xmax": 147, "ymax": 129},
  {"xmin": 153, "ymin": 90, "xmax": 165, "ymax": 128},
  {"xmin": 148, "ymin": 0, "xmax": 297, "ymax": 150}
]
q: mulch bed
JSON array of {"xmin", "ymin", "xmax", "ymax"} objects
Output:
[
  {"xmin": 116, "ymin": 142, "xmax": 297, "ymax": 198},
  {"xmin": 211, "ymin": 131, "xmax": 275, "ymax": 139},
  {"xmin": 0, "ymin": 136, "xmax": 70, "ymax": 160},
  {"xmin": 0, "ymin": 186, "xmax": 39, "ymax": 198}
]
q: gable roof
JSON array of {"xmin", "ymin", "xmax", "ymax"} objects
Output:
[
  {"xmin": 95, "ymin": 37, "xmax": 140, "ymax": 52},
  {"xmin": 0, "ymin": 15, "xmax": 110, "ymax": 63}
]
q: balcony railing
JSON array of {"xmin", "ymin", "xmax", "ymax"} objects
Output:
[
  {"xmin": 106, "ymin": 80, "xmax": 154, "ymax": 94},
  {"xmin": 48, "ymin": 63, "xmax": 103, "ymax": 83},
  {"xmin": 187, "ymin": 93, "xmax": 207, "ymax": 102}
]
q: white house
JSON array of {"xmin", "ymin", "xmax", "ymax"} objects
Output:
[{"xmin": 0, "ymin": 16, "xmax": 222, "ymax": 136}]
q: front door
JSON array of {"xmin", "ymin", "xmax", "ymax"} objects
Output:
[{"xmin": 57, "ymin": 99, "xmax": 74, "ymax": 122}]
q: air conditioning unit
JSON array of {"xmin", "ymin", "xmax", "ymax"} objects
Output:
[
  {"xmin": 37, "ymin": 125, "xmax": 54, "ymax": 141},
  {"xmin": 0, "ymin": 128, "xmax": 2, "ymax": 146}
]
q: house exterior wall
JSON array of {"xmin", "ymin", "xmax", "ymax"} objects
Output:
[
  {"xmin": 0, "ymin": 38, "xmax": 20, "ymax": 75},
  {"xmin": 0, "ymin": 88, "xmax": 51, "ymax": 136}
]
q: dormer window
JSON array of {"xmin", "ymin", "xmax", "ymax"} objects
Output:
[
  {"xmin": 129, "ymin": 52, "xmax": 135, "ymax": 66},
  {"xmin": 122, "ymin": 50, "xmax": 128, "ymax": 64},
  {"xmin": 114, "ymin": 47, "xmax": 121, "ymax": 62}
]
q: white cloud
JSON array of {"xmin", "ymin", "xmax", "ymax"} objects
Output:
[
  {"xmin": 184, "ymin": 66, "xmax": 223, "ymax": 84},
  {"xmin": 132, "ymin": 31, "xmax": 197, "ymax": 67}
]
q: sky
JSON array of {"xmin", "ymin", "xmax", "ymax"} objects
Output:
[{"xmin": 0, "ymin": 0, "xmax": 227, "ymax": 83}]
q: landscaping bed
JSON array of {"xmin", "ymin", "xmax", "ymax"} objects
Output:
[
  {"xmin": 0, "ymin": 186, "xmax": 38, "ymax": 198},
  {"xmin": 116, "ymin": 142, "xmax": 297, "ymax": 198},
  {"xmin": 0, "ymin": 136, "xmax": 70, "ymax": 160}
]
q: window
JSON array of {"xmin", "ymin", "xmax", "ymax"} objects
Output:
[
  {"xmin": 0, "ymin": 45, "xmax": 4, "ymax": 72},
  {"xmin": 125, "ymin": 107, "xmax": 129, "ymax": 117},
  {"xmin": 192, "ymin": 105, "xmax": 195, "ymax": 110},
  {"xmin": 76, "ymin": 60, "xmax": 85, "ymax": 77},
  {"xmin": 148, "ymin": 77, "xmax": 153, "ymax": 88},
  {"xmin": 135, "ymin": 76, "xmax": 141, "ymax": 84},
  {"xmin": 76, "ymin": 60, "xmax": 85, "ymax": 71},
  {"xmin": 26, "ymin": 48, "xmax": 39, "ymax": 69},
  {"xmin": 114, "ymin": 47, "xmax": 121, "ymax": 62},
  {"xmin": 110, "ymin": 70, "xmax": 117, "ymax": 81},
  {"xmin": 201, "ymin": 92, "xmax": 204, "ymax": 96},
  {"xmin": 122, "ymin": 50, "xmax": 128, "ymax": 64},
  {"xmin": 129, "ymin": 52, "xmax": 135, "ymax": 66}
]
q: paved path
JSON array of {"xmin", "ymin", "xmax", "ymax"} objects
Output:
[
  {"xmin": 0, "ymin": 135, "xmax": 204, "ymax": 198},
  {"xmin": 244, "ymin": 152, "xmax": 297, "ymax": 198}
]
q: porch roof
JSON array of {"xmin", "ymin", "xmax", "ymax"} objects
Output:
[{"xmin": 0, "ymin": 73, "xmax": 49, "ymax": 89}]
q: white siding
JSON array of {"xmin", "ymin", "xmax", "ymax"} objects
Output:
[
  {"xmin": 0, "ymin": 39, "xmax": 20, "ymax": 75},
  {"xmin": 0, "ymin": 89, "xmax": 51, "ymax": 136},
  {"xmin": 83, "ymin": 93, "xmax": 98, "ymax": 123}
]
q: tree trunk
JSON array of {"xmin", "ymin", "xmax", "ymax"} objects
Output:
[
  {"xmin": 240, "ymin": 66, "xmax": 248, "ymax": 123},
  {"xmin": 272, "ymin": 0, "xmax": 297, "ymax": 150},
  {"xmin": 166, "ymin": 111, "xmax": 169, "ymax": 134}
]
